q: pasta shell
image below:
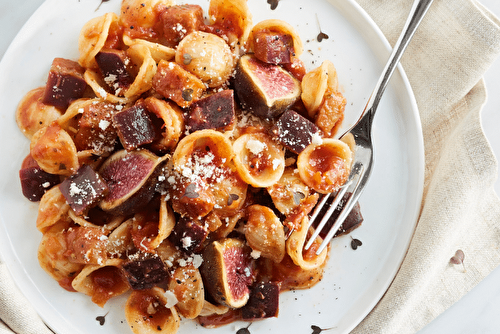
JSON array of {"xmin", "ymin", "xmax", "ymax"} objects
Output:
[
  {"xmin": 37, "ymin": 221, "xmax": 84, "ymax": 291},
  {"xmin": 267, "ymin": 167, "xmax": 311, "ymax": 215},
  {"xmin": 68, "ymin": 208, "xmax": 124, "ymax": 231},
  {"xmin": 198, "ymin": 300, "xmax": 229, "ymax": 317},
  {"xmin": 297, "ymin": 138, "xmax": 352, "ymax": 194},
  {"xmin": 245, "ymin": 204, "xmax": 285, "ymax": 263},
  {"xmin": 301, "ymin": 60, "xmax": 339, "ymax": 118},
  {"xmin": 30, "ymin": 121, "xmax": 79, "ymax": 176},
  {"xmin": 232, "ymin": 131, "xmax": 285, "ymax": 188},
  {"xmin": 16, "ymin": 87, "xmax": 62, "ymax": 139},
  {"xmin": 208, "ymin": 0, "xmax": 252, "ymax": 47},
  {"xmin": 286, "ymin": 216, "xmax": 328, "ymax": 271},
  {"xmin": 169, "ymin": 129, "xmax": 236, "ymax": 218},
  {"xmin": 143, "ymin": 97, "xmax": 184, "ymax": 152},
  {"xmin": 123, "ymin": 35, "xmax": 176, "ymax": 63},
  {"xmin": 167, "ymin": 264, "xmax": 204, "ymax": 319},
  {"xmin": 71, "ymin": 259, "xmax": 129, "ymax": 307},
  {"xmin": 131, "ymin": 197, "xmax": 175, "ymax": 252},
  {"xmin": 175, "ymin": 31, "xmax": 234, "ymax": 88},
  {"xmin": 78, "ymin": 13, "xmax": 119, "ymax": 69},
  {"xmin": 125, "ymin": 287, "xmax": 181, "ymax": 334},
  {"xmin": 248, "ymin": 19, "xmax": 303, "ymax": 57},
  {"xmin": 36, "ymin": 186, "xmax": 69, "ymax": 233},
  {"xmin": 120, "ymin": 0, "xmax": 174, "ymax": 42},
  {"xmin": 83, "ymin": 70, "xmax": 132, "ymax": 105},
  {"xmin": 107, "ymin": 218, "xmax": 135, "ymax": 258},
  {"xmin": 125, "ymin": 43, "xmax": 157, "ymax": 98}
]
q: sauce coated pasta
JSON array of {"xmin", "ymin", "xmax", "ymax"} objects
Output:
[{"xmin": 16, "ymin": 0, "xmax": 364, "ymax": 332}]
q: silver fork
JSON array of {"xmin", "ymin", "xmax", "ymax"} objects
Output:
[{"xmin": 304, "ymin": 0, "xmax": 434, "ymax": 255}]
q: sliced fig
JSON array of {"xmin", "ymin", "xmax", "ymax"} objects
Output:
[
  {"xmin": 169, "ymin": 216, "xmax": 209, "ymax": 254},
  {"xmin": 112, "ymin": 100, "xmax": 157, "ymax": 151},
  {"xmin": 19, "ymin": 155, "xmax": 60, "ymax": 202},
  {"xmin": 122, "ymin": 253, "xmax": 168, "ymax": 290},
  {"xmin": 241, "ymin": 282, "xmax": 280, "ymax": 320},
  {"xmin": 42, "ymin": 58, "xmax": 87, "ymax": 109},
  {"xmin": 99, "ymin": 149, "xmax": 168, "ymax": 216},
  {"xmin": 234, "ymin": 54, "xmax": 301, "ymax": 119},
  {"xmin": 95, "ymin": 48, "xmax": 134, "ymax": 94},
  {"xmin": 187, "ymin": 90, "xmax": 236, "ymax": 133},
  {"xmin": 200, "ymin": 238, "xmax": 255, "ymax": 308},
  {"xmin": 270, "ymin": 109, "xmax": 322, "ymax": 154},
  {"xmin": 59, "ymin": 165, "xmax": 108, "ymax": 216},
  {"xmin": 253, "ymin": 31, "xmax": 294, "ymax": 64},
  {"xmin": 160, "ymin": 4, "xmax": 205, "ymax": 47}
]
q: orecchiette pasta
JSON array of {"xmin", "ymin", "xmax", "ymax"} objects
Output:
[
  {"xmin": 78, "ymin": 13, "xmax": 120, "ymax": 69},
  {"xmin": 245, "ymin": 204, "xmax": 285, "ymax": 263},
  {"xmin": 37, "ymin": 221, "xmax": 84, "ymax": 291},
  {"xmin": 30, "ymin": 122, "xmax": 79, "ymax": 176},
  {"xmin": 16, "ymin": 87, "xmax": 62, "ymax": 139},
  {"xmin": 286, "ymin": 216, "xmax": 328, "ymax": 271},
  {"xmin": 232, "ymin": 131, "xmax": 285, "ymax": 188},
  {"xmin": 125, "ymin": 287, "xmax": 181, "ymax": 334},
  {"xmin": 175, "ymin": 31, "xmax": 234, "ymax": 88},
  {"xmin": 17, "ymin": 0, "xmax": 364, "ymax": 332},
  {"xmin": 125, "ymin": 43, "xmax": 157, "ymax": 97},
  {"xmin": 248, "ymin": 19, "xmax": 304, "ymax": 58},
  {"xmin": 297, "ymin": 138, "xmax": 353, "ymax": 194},
  {"xmin": 208, "ymin": 0, "xmax": 253, "ymax": 47},
  {"xmin": 123, "ymin": 35, "xmax": 176, "ymax": 62},
  {"xmin": 36, "ymin": 186, "xmax": 69, "ymax": 233},
  {"xmin": 301, "ymin": 60, "xmax": 340, "ymax": 118},
  {"xmin": 167, "ymin": 264, "xmax": 204, "ymax": 319},
  {"xmin": 71, "ymin": 259, "xmax": 130, "ymax": 307}
]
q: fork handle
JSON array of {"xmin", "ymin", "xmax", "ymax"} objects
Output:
[{"xmin": 364, "ymin": 0, "xmax": 434, "ymax": 119}]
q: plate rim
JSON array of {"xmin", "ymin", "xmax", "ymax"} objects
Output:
[{"xmin": 0, "ymin": 0, "xmax": 425, "ymax": 333}]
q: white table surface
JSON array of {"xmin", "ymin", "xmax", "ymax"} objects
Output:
[{"xmin": 1, "ymin": 1, "xmax": 499, "ymax": 333}]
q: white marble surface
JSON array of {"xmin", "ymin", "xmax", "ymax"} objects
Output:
[{"xmin": 0, "ymin": 0, "xmax": 499, "ymax": 333}]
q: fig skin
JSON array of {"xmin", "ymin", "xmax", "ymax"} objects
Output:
[
  {"xmin": 200, "ymin": 238, "xmax": 255, "ymax": 309},
  {"xmin": 98, "ymin": 149, "xmax": 168, "ymax": 216},
  {"xmin": 233, "ymin": 54, "xmax": 301, "ymax": 119}
]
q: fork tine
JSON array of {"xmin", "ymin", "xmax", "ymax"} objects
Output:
[
  {"xmin": 304, "ymin": 180, "xmax": 353, "ymax": 250},
  {"xmin": 314, "ymin": 164, "xmax": 365, "ymax": 255}
]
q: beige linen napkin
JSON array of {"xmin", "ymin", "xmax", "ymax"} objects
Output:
[
  {"xmin": 351, "ymin": 0, "xmax": 500, "ymax": 333},
  {"xmin": 0, "ymin": 262, "xmax": 52, "ymax": 334},
  {"xmin": 1, "ymin": 0, "xmax": 500, "ymax": 334}
]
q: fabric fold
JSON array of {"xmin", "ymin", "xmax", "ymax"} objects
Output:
[
  {"xmin": 0, "ymin": 262, "xmax": 52, "ymax": 334},
  {"xmin": 352, "ymin": 0, "xmax": 500, "ymax": 333}
]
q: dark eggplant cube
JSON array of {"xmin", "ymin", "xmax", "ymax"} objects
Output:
[
  {"xmin": 42, "ymin": 58, "xmax": 87, "ymax": 109},
  {"xmin": 270, "ymin": 109, "xmax": 321, "ymax": 154},
  {"xmin": 59, "ymin": 165, "xmax": 108, "ymax": 216},
  {"xmin": 122, "ymin": 254, "xmax": 168, "ymax": 290},
  {"xmin": 160, "ymin": 4, "xmax": 205, "ymax": 47},
  {"xmin": 242, "ymin": 282, "xmax": 280, "ymax": 320},
  {"xmin": 253, "ymin": 31, "xmax": 294, "ymax": 65},
  {"xmin": 334, "ymin": 201, "xmax": 364, "ymax": 237},
  {"xmin": 113, "ymin": 101, "xmax": 156, "ymax": 150},
  {"xmin": 312, "ymin": 194, "xmax": 364, "ymax": 239},
  {"xmin": 187, "ymin": 90, "xmax": 235, "ymax": 132},
  {"xmin": 169, "ymin": 216, "xmax": 209, "ymax": 254},
  {"xmin": 19, "ymin": 166, "xmax": 60, "ymax": 202},
  {"xmin": 95, "ymin": 49, "xmax": 133, "ymax": 94}
]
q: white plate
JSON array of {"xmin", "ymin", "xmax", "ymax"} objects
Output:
[{"xmin": 0, "ymin": 0, "xmax": 424, "ymax": 333}]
